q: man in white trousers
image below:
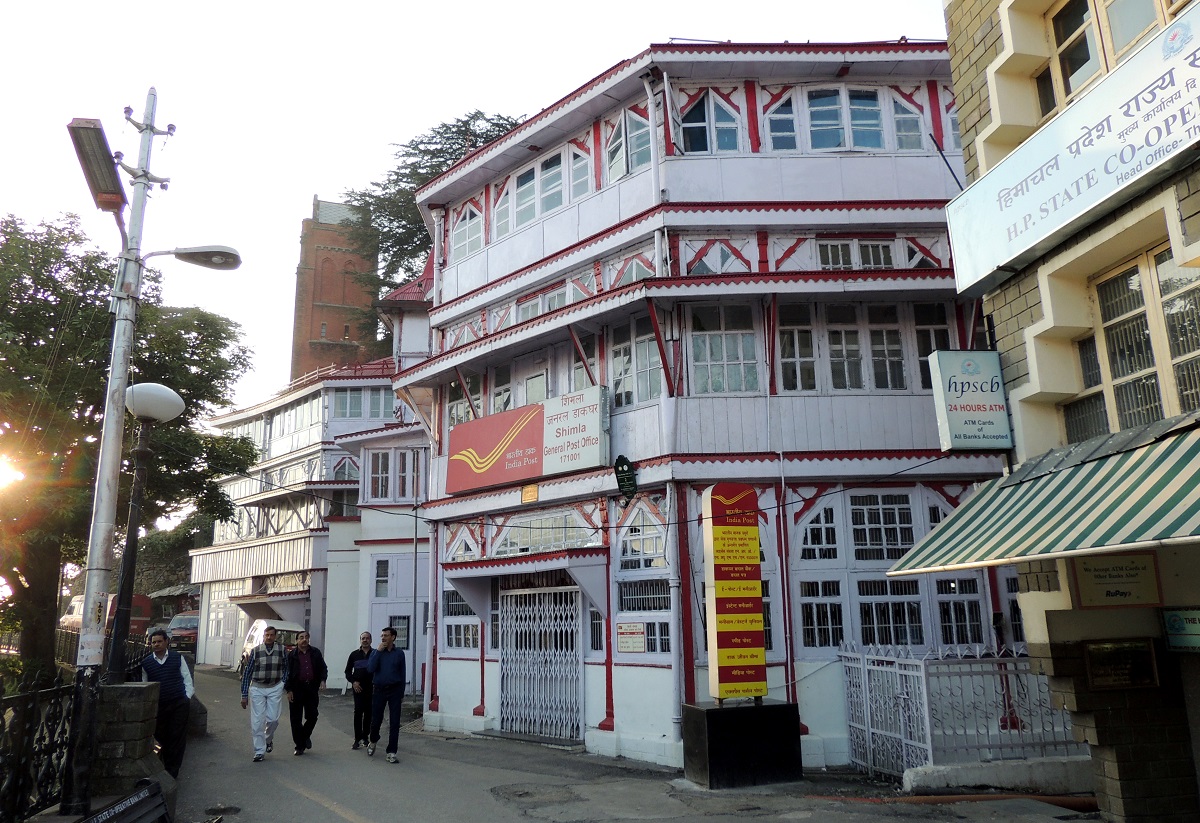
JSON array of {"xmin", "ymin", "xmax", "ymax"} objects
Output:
[{"xmin": 240, "ymin": 625, "xmax": 286, "ymax": 761}]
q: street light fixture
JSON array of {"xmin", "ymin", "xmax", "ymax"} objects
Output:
[
  {"xmin": 105, "ymin": 383, "xmax": 185, "ymax": 683},
  {"xmin": 60, "ymin": 88, "xmax": 242, "ymax": 815}
]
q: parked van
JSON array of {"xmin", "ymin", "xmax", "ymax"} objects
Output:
[
  {"xmin": 166, "ymin": 610, "xmax": 200, "ymax": 655},
  {"xmin": 235, "ymin": 619, "xmax": 305, "ymax": 673},
  {"xmin": 59, "ymin": 593, "xmax": 153, "ymax": 637}
]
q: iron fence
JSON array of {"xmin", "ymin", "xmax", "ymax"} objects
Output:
[
  {"xmin": 0, "ymin": 669, "xmax": 73, "ymax": 822},
  {"xmin": 840, "ymin": 645, "xmax": 1086, "ymax": 778}
]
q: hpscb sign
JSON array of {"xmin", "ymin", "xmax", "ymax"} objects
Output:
[
  {"xmin": 929, "ymin": 351, "xmax": 1012, "ymax": 451},
  {"xmin": 446, "ymin": 385, "xmax": 610, "ymax": 494}
]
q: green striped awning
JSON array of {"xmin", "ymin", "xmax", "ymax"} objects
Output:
[{"xmin": 890, "ymin": 416, "xmax": 1200, "ymax": 575}]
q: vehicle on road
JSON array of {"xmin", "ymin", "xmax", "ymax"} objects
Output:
[
  {"xmin": 166, "ymin": 610, "xmax": 200, "ymax": 655},
  {"xmin": 59, "ymin": 593, "xmax": 153, "ymax": 637}
]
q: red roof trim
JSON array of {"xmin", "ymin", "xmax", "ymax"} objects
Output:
[
  {"xmin": 428, "ymin": 200, "xmax": 949, "ymax": 322},
  {"xmin": 445, "ymin": 547, "xmax": 608, "ymax": 571}
]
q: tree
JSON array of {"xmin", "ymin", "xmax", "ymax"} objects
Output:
[
  {"xmin": 136, "ymin": 512, "xmax": 215, "ymax": 595},
  {"xmin": 0, "ymin": 215, "xmax": 257, "ymax": 676},
  {"xmin": 343, "ymin": 110, "xmax": 521, "ymax": 357}
]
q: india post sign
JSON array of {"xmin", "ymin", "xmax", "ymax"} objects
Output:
[
  {"xmin": 702, "ymin": 482, "xmax": 767, "ymax": 700},
  {"xmin": 446, "ymin": 385, "xmax": 610, "ymax": 494}
]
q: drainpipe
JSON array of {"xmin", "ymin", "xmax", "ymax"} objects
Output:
[
  {"xmin": 430, "ymin": 206, "xmax": 445, "ymax": 310},
  {"xmin": 666, "ymin": 484, "xmax": 683, "ymax": 742}
]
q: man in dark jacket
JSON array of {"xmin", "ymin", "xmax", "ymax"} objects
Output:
[
  {"xmin": 140, "ymin": 628, "xmax": 194, "ymax": 777},
  {"xmin": 284, "ymin": 631, "xmax": 328, "ymax": 755},
  {"xmin": 344, "ymin": 630, "xmax": 374, "ymax": 749},
  {"xmin": 366, "ymin": 625, "xmax": 406, "ymax": 763}
]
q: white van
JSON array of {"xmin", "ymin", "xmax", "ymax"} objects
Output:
[{"xmin": 234, "ymin": 619, "xmax": 306, "ymax": 673}]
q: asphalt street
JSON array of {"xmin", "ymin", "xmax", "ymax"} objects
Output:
[{"xmin": 171, "ymin": 666, "xmax": 1096, "ymax": 823}]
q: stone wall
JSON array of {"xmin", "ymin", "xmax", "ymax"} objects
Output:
[
  {"xmin": 94, "ymin": 683, "xmax": 176, "ymax": 812},
  {"xmin": 943, "ymin": 0, "xmax": 1003, "ymax": 183}
]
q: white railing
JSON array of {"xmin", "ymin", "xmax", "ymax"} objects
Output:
[{"xmin": 839, "ymin": 646, "xmax": 1086, "ymax": 777}]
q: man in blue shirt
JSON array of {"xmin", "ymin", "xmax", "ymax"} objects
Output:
[{"xmin": 366, "ymin": 625, "xmax": 406, "ymax": 763}]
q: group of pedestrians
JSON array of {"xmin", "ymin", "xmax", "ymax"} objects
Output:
[{"xmin": 239, "ymin": 624, "xmax": 407, "ymax": 764}]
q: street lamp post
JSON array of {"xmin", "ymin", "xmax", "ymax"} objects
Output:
[
  {"xmin": 105, "ymin": 384, "xmax": 186, "ymax": 683},
  {"xmin": 60, "ymin": 89, "xmax": 241, "ymax": 815}
]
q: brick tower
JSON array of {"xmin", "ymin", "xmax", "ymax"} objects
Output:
[{"xmin": 290, "ymin": 197, "xmax": 377, "ymax": 381}]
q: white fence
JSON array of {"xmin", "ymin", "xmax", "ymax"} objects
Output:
[{"xmin": 839, "ymin": 647, "xmax": 1086, "ymax": 777}]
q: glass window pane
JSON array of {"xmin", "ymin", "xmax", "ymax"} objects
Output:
[
  {"xmin": 1155, "ymin": 249, "xmax": 1199, "ymax": 296},
  {"xmin": 692, "ymin": 305, "xmax": 721, "ymax": 332},
  {"xmin": 1053, "ymin": 0, "xmax": 1093, "ymax": 46},
  {"xmin": 724, "ymin": 305, "xmax": 753, "ymax": 330},
  {"xmin": 1060, "ymin": 28, "xmax": 1101, "ymax": 95},
  {"xmin": 1106, "ymin": 0, "xmax": 1158, "ymax": 54},
  {"xmin": 1175, "ymin": 356, "xmax": 1200, "ymax": 413},
  {"xmin": 1113, "ymin": 374, "xmax": 1163, "ymax": 428},
  {"xmin": 1164, "ymin": 293, "xmax": 1200, "ymax": 359},
  {"xmin": 1097, "ymin": 267, "xmax": 1145, "ymax": 321},
  {"xmin": 1104, "ymin": 314, "xmax": 1155, "ymax": 378}
]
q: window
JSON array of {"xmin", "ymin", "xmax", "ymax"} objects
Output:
[
  {"xmin": 645, "ymin": 621, "xmax": 671, "ymax": 653},
  {"xmin": 368, "ymin": 451, "xmax": 390, "ymax": 500},
  {"xmin": 691, "ymin": 305, "xmax": 759, "ymax": 393},
  {"xmin": 800, "ymin": 505, "xmax": 838, "ymax": 560},
  {"xmin": 498, "ymin": 150, "xmax": 576, "ymax": 232},
  {"xmin": 850, "ymin": 493, "xmax": 914, "ymax": 561},
  {"xmin": 935, "ymin": 577, "xmax": 985, "ymax": 645},
  {"xmin": 333, "ymin": 459, "xmax": 358, "ymax": 481},
  {"xmin": 767, "ymin": 98, "xmax": 798, "ymax": 150},
  {"xmin": 826, "ymin": 304, "xmax": 865, "ymax": 390},
  {"xmin": 1041, "ymin": 0, "xmax": 1168, "ymax": 112},
  {"xmin": 494, "ymin": 511, "xmax": 601, "ymax": 556},
  {"xmin": 540, "ymin": 154, "xmax": 563, "ymax": 213},
  {"xmin": 572, "ymin": 334, "xmax": 597, "ymax": 391},
  {"xmin": 589, "ymin": 607, "xmax": 605, "ymax": 653},
  {"xmin": 798, "ymin": 580, "xmax": 844, "ymax": 648},
  {"xmin": 868, "ymin": 305, "xmax": 907, "ymax": 390},
  {"xmin": 492, "ymin": 364, "xmax": 512, "ymax": 413},
  {"xmin": 367, "ymin": 387, "xmax": 391, "ymax": 418},
  {"xmin": 618, "ymin": 578, "xmax": 670, "ymax": 611},
  {"xmin": 320, "ymin": 322, "xmax": 327, "ymax": 339},
  {"xmin": 333, "ymin": 388, "xmax": 362, "ymax": 418},
  {"xmin": 681, "ymin": 92, "xmax": 739, "ymax": 153},
  {"xmin": 446, "ymin": 372, "xmax": 481, "ymax": 428},
  {"xmin": 893, "ymin": 98, "xmax": 924, "ymax": 151},
  {"xmin": 779, "ymin": 304, "xmax": 817, "ymax": 391},
  {"xmin": 494, "ymin": 188, "xmax": 511, "ymax": 239},
  {"xmin": 818, "ymin": 238, "xmax": 897, "ymax": 270},
  {"xmin": 915, "ymin": 303, "xmax": 951, "ymax": 390},
  {"xmin": 808, "ymin": 87, "xmax": 883, "ymax": 150},
  {"xmin": 571, "ymin": 149, "xmax": 591, "ymax": 199},
  {"xmin": 607, "ymin": 110, "xmax": 652, "ymax": 181},
  {"xmin": 619, "ymin": 509, "xmax": 667, "ymax": 571},
  {"xmin": 443, "ymin": 589, "xmax": 480, "ymax": 649},
  {"xmin": 612, "ymin": 316, "xmax": 662, "ymax": 407},
  {"xmin": 1064, "ymin": 245, "xmax": 1200, "ymax": 439},
  {"xmin": 451, "ymin": 205, "xmax": 482, "ymax": 260},
  {"xmin": 858, "ymin": 578, "xmax": 924, "ymax": 645},
  {"xmin": 374, "ymin": 560, "xmax": 389, "ymax": 598}
]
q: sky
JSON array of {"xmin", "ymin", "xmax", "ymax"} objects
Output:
[{"xmin": 3, "ymin": 1, "xmax": 948, "ymax": 409}]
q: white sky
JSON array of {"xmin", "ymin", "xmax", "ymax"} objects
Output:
[{"xmin": 3, "ymin": 1, "xmax": 947, "ymax": 408}]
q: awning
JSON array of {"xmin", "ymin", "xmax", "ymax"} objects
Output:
[
  {"xmin": 891, "ymin": 414, "xmax": 1200, "ymax": 575},
  {"xmin": 229, "ymin": 589, "xmax": 310, "ymax": 623},
  {"xmin": 444, "ymin": 549, "xmax": 609, "ymax": 617}
]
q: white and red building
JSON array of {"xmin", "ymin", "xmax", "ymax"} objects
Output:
[{"xmin": 390, "ymin": 41, "xmax": 1007, "ymax": 768}]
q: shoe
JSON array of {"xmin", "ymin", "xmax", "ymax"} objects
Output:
[
  {"xmin": 305, "ymin": 738, "xmax": 312, "ymax": 750},
  {"xmin": 253, "ymin": 754, "xmax": 264, "ymax": 762},
  {"xmin": 294, "ymin": 747, "xmax": 304, "ymax": 756},
  {"xmin": 266, "ymin": 742, "xmax": 273, "ymax": 753},
  {"xmin": 366, "ymin": 743, "xmax": 375, "ymax": 756},
  {"xmin": 351, "ymin": 741, "xmax": 360, "ymax": 750},
  {"xmin": 386, "ymin": 753, "xmax": 397, "ymax": 763},
  {"xmin": 360, "ymin": 739, "xmax": 369, "ymax": 749}
]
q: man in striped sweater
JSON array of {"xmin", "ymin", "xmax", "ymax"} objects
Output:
[{"xmin": 240, "ymin": 626, "xmax": 286, "ymax": 761}]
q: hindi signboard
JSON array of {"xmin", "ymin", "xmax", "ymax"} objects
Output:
[
  {"xmin": 446, "ymin": 385, "xmax": 610, "ymax": 494},
  {"xmin": 948, "ymin": 3, "xmax": 1200, "ymax": 296},
  {"xmin": 702, "ymin": 483, "xmax": 767, "ymax": 700}
]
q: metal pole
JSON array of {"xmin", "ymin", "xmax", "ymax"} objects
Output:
[
  {"xmin": 411, "ymin": 501, "xmax": 419, "ymax": 695},
  {"xmin": 61, "ymin": 88, "xmax": 160, "ymax": 815},
  {"xmin": 105, "ymin": 419, "xmax": 152, "ymax": 682}
]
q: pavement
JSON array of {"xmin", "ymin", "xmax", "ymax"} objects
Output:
[{"xmin": 171, "ymin": 665, "xmax": 1098, "ymax": 823}]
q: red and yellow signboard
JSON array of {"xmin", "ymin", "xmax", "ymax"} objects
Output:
[
  {"xmin": 702, "ymin": 482, "xmax": 767, "ymax": 700},
  {"xmin": 446, "ymin": 386, "xmax": 609, "ymax": 494}
]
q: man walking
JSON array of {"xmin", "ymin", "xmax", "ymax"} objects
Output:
[
  {"xmin": 366, "ymin": 625, "xmax": 406, "ymax": 764},
  {"xmin": 284, "ymin": 630, "xmax": 327, "ymax": 755},
  {"xmin": 240, "ymin": 625, "xmax": 285, "ymax": 761},
  {"xmin": 344, "ymin": 631, "xmax": 373, "ymax": 749},
  {"xmin": 140, "ymin": 628, "xmax": 194, "ymax": 778}
]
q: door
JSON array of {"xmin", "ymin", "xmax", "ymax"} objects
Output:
[{"xmin": 499, "ymin": 587, "xmax": 582, "ymax": 740}]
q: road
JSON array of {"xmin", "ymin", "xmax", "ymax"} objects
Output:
[{"xmin": 173, "ymin": 666, "xmax": 1094, "ymax": 823}]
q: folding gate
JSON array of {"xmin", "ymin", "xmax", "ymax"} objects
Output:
[{"xmin": 499, "ymin": 587, "xmax": 582, "ymax": 740}]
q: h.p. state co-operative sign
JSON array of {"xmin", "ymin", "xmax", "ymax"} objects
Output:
[{"xmin": 446, "ymin": 385, "xmax": 610, "ymax": 494}]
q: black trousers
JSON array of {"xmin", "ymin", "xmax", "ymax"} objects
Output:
[
  {"xmin": 288, "ymin": 682, "xmax": 320, "ymax": 749},
  {"xmin": 155, "ymin": 696, "xmax": 190, "ymax": 778},
  {"xmin": 352, "ymin": 682, "xmax": 373, "ymax": 742},
  {"xmin": 369, "ymin": 682, "xmax": 404, "ymax": 754}
]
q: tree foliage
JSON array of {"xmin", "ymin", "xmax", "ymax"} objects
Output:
[
  {"xmin": 135, "ymin": 511, "xmax": 215, "ymax": 595},
  {"xmin": 0, "ymin": 215, "xmax": 257, "ymax": 674},
  {"xmin": 344, "ymin": 109, "xmax": 522, "ymax": 286}
]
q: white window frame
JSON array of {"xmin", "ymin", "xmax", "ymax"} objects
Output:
[
  {"xmin": 607, "ymin": 109, "xmax": 652, "ymax": 181},
  {"xmin": 805, "ymin": 86, "xmax": 886, "ymax": 152},
  {"xmin": 450, "ymin": 204, "xmax": 483, "ymax": 260},
  {"xmin": 689, "ymin": 303, "xmax": 760, "ymax": 394},
  {"xmin": 611, "ymin": 315, "xmax": 662, "ymax": 408},
  {"xmin": 681, "ymin": 91, "xmax": 740, "ymax": 154},
  {"xmin": 366, "ymin": 450, "xmax": 391, "ymax": 501}
]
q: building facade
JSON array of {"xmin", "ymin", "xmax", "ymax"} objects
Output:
[
  {"xmin": 396, "ymin": 42, "xmax": 1006, "ymax": 768},
  {"xmin": 192, "ymin": 361, "xmax": 428, "ymax": 673},
  {"xmin": 895, "ymin": 1, "xmax": 1200, "ymax": 820},
  {"xmin": 290, "ymin": 197, "xmax": 377, "ymax": 381}
]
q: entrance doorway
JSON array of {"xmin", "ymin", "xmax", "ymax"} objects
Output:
[{"xmin": 499, "ymin": 586, "xmax": 582, "ymax": 740}]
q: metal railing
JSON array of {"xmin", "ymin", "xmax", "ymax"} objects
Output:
[
  {"xmin": 840, "ymin": 645, "xmax": 1086, "ymax": 778},
  {"xmin": 0, "ymin": 669, "xmax": 74, "ymax": 822}
]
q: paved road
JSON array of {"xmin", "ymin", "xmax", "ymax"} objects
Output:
[{"xmin": 173, "ymin": 666, "xmax": 1094, "ymax": 823}]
